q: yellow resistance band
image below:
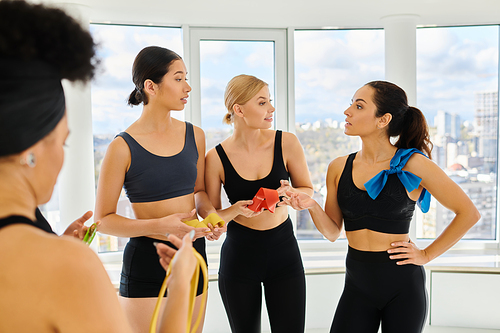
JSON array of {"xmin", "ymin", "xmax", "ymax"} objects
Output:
[
  {"xmin": 149, "ymin": 249, "xmax": 208, "ymax": 333},
  {"xmin": 184, "ymin": 212, "xmax": 225, "ymax": 229}
]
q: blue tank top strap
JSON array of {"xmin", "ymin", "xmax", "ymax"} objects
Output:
[{"xmin": 364, "ymin": 148, "xmax": 431, "ymax": 213}]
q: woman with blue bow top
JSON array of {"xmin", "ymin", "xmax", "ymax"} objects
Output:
[{"xmin": 282, "ymin": 81, "xmax": 480, "ymax": 333}]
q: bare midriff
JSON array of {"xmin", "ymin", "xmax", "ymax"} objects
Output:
[
  {"xmin": 130, "ymin": 193, "xmax": 196, "ymax": 241},
  {"xmin": 346, "ymin": 229, "xmax": 410, "ymax": 252},
  {"xmin": 233, "ymin": 205, "xmax": 289, "ymax": 231}
]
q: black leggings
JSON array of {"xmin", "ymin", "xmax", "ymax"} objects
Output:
[
  {"xmin": 330, "ymin": 246, "xmax": 428, "ymax": 333},
  {"xmin": 120, "ymin": 236, "xmax": 207, "ymax": 297},
  {"xmin": 219, "ymin": 218, "xmax": 306, "ymax": 333}
]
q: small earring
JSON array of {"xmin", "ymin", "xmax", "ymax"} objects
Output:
[{"xmin": 20, "ymin": 152, "xmax": 36, "ymax": 168}]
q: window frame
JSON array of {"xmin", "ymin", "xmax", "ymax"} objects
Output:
[
  {"xmin": 414, "ymin": 24, "xmax": 500, "ymax": 250},
  {"xmin": 93, "ymin": 23, "xmax": 500, "ymax": 263}
]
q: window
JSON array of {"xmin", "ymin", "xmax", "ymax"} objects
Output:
[
  {"xmin": 90, "ymin": 23, "xmax": 183, "ymax": 252},
  {"xmin": 199, "ymin": 40, "xmax": 275, "ymax": 150},
  {"xmin": 416, "ymin": 25, "xmax": 499, "ymax": 240},
  {"xmin": 294, "ymin": 29, "xmax": 385, "ymax": 240}
]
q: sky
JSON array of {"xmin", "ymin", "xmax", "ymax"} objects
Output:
[
  {"xmin": 89, "ymin": 24, "xmax": 499, "ymax": 135},
  {"xmin": 90, "ymin": 24, "xmax": 183, "ymax": 135}
]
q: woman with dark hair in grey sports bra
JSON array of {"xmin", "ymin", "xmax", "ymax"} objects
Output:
[{"xmin": 95, "ymin": 46, "xmax": 218, "ymax": 333}]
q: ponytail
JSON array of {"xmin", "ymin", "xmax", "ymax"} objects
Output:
[
  {"xmin": 127, "ymin": 46, "xmax": 181, "ymax": 107},
  {"xmin": 366, "ymin": 80, "xmax": 433, "ymax": 159},
  {"xmin": 128, "ymin": 87, "xmax": 146, "ymax": 106},
  {"xmin": 223, "ymin": 74, "xmax": 267, "ymax": 125},
  {"xmin": 223, "ymin": 112, "xmax": 233, "ymax": 125},
  {"xmin": 395, "ymin": 106, "xmax": 433, "ymax": 159}
]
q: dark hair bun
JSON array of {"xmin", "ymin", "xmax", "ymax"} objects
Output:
[{"xmin": 0, "ymin": 0, "xmax": 98, "ymax": 82}]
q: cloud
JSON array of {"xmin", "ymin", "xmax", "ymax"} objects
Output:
[
  {"xmin": 91, "ymin": 25, "xmax": 183, "ymax": 81},
  {"xmin": 245, "ymin": 45, "xmax": 274, "ymax": 68},
  {"xmin": 294, "ymin": 30, "xmax": 385, "ymax": 123},
  {"xmin": 417, "ymin": 26, "xmax": 498, "ymax": 120},
  {"xmin": 200, "ymin": 41, "xmax": 229, "ymax": 64}
]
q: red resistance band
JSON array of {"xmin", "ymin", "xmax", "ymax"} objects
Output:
[{"xmin": 247, "ymin": 187, "xmax": 280, "ymax": 213}]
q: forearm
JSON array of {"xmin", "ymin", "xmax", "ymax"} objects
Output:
[
  {"xmin": 194, "ymin": 191, "xmax": 217, "ymax": 219},
  {"xmin": 159, "ymin": 279, "xmax": 191, "ymax": 333},
  {"xmin": 290, "ymin": 186, "xmax": 314, "ymax": 196},
  {"xmin": 214, "ymin": 204, "xmax": 243, "ymax": 224},
  {"xmin": 98, "ymin": 213, "xmax": 164, "ymax": 238},
  {"xmin": 308, "ymin": 203, "xmax": 341, "ymax": 242},
  {"xmin": 424, "ymin": 208, "xmax": 480, "ymax": 262}
]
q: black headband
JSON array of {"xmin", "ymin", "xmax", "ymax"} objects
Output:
[{"xmin": 0, "ymin": 59, "xmax": 65, "ymax": 157}]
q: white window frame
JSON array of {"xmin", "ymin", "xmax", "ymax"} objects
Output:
[
  {"xmin": 98, "ymin": 24, "xmax": 500, "ymax": 265},
  {"xmin": 414, "ymin": 24, "xmax": 500, "ymax": 251},
  {"xmin": 185, "ymin": 26, "xmax": 291, "ymax": 130}
]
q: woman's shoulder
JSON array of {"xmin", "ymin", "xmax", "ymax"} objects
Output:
[
  {"xmin": 403, "ymin": 149, "xmax": 437, "ymax": 174},
  {"xmin": 0, "ymin": 224, "xmax": 98, "ymax": 278},
  {"xmin": 105, "ymin": 134, "xmax": 132, "ymax": 161},
  {"xmin": 328, "ymin": 154, "xmax": 350, "ymax": 173},
  {"xmin": 279, "ymin": 130, "xmax": 301, "ymax": 149}
]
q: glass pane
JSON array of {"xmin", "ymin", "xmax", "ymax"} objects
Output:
[
  {"xmin": 200, "ymin": 40, "xmax": 275, "ymax": 151},
  {"xmin": 200, "ymin": 40, "xmax": 275, "ymax": 213},
  {"xmin": 294, "ymin": 29, "xmax": 385, "ymax": 240},
  {"xmin": 416, "ymin": 25, "xmax": 498, "ymax": 240},
  {"xmin": 90, "ymin": 24, "xmax": 183, "ymax": 252}
]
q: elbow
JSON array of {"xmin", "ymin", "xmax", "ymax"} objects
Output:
[
  {"xmin": 324, "ymin": 230, "xmax": 340, "ymax": 242},
  {"xmin": 94, "ymin": 213, "xmax": 112, "ymax": 233},
  {"xmin": 473, "ymin": 207, "xmax": 481, "ymax": 224},
  {"xmin": 325, "ymin": 235, "xmax": 339, "ymax": 242},
  {"xmin": 467, "ymin": 201, "xmax": 481, "ymax": 225}
]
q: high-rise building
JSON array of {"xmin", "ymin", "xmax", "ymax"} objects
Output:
[
  {"xmin": 434, "ymin": 110, "xmax": 461, "ymax": 140},
  {"xmin": 474, "ymin": 91, "xmax": 498, "ymax": 167}
]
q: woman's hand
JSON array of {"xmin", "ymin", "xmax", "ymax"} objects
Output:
[
  {"xmin": 387, "ymin": 239, "xmax": 430, "ymax": 266},
  {"xmin": 63, "ymin": 211, "xmax": 96, "ymax": 239},
  {"xmin": 277, "ymin": 179, "xmax": 294, "ymax": 198},
  {"xmin": 280, "ymin": 191, "xmax": 317, "ymax": 211},
  {"xmin": 159, "ymin": 209, "xmax": 211, "ymax": 240},
  {"xmin": 155, "ymin": 233, "xmax": 197, "ymax": 279},
  {"xmin": 233, "ymin": 200, "xmax": 264, "ymax": 218},
  {"xmin": 205, "ymin": 222, "xmax": 227, "ymax": 241}
]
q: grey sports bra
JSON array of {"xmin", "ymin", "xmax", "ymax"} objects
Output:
[{"xmin": 116, "ymin": 122, "xmax": 198, "ymax": 203}]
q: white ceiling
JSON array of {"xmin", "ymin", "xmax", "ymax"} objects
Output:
[{"xmin": 43, "ymin": 0, "xmax": 500, "ymax": 29}]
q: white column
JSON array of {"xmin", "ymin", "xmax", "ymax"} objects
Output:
[
  {"xmin": 382, "ymin": 14, "xmax": 419, "ymax": 240},
  {"xmin": 381, "ymin": 14, "xmax": 419, "ymax": 106},
  {"xmin": 57, "ymin": 4, "xmax": 96, "ymax": 239}
]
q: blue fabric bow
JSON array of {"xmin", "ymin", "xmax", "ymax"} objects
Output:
[{"xmin": 364, "ymin": 148, "xmax": 431, "ymax": 213}]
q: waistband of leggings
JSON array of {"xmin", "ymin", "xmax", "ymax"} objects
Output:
[
  {"xmin": 227, "ymin": 216, "xmax": 293, "ymax": 243},
  {"xmin": 128, "ymin": 236, "xmax": 205, "ymax": 250},
  {"xmin": 128, "ymin": 236, "xmax": 173, "ymax": 250},
  {"xmin": 347, "ymin": 246, "xmax": 392, "ymax": 263}
]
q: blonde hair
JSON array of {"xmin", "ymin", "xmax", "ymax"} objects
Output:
[{"xmin": 223, "ymin": 74, "xmax": 268, "ymax": 124}]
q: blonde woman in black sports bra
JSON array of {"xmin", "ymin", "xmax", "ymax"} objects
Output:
[
  {"xmin": 205, "ymin": 74, "xmax": 313, "ymax": 333},
  {"xmin": 95, "ymin": 46, "xmax": 217, "ymax": 333},
  {"xmin": 283, "ymin": 81, "xmax": 480, "ymax": 333}
]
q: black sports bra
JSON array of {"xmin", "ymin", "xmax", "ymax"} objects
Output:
[
  {"xmin": 337, "ymin": 152, "xmax": 416, "ymax": 234},
  {"xmin": 0, "ymin": 212, "xmax": 54, "ymax": 234},
  {"xmin": 215, "ymin": 130, "xmax": 289, "ymax": 205}
]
